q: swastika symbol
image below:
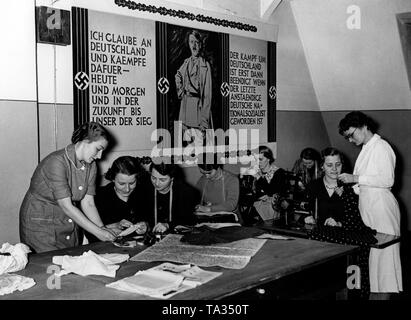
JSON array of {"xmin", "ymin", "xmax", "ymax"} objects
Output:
[
  {"xmin": 74, "ymin": 71, "xmax": 89, "ymax": 90},
  {"xmin": 269, "ymin": 86, "xmax": 277, "ymax": 100},
  {"xmin": 157, "ymin": 77, "xmax": 169, "ymax": 94},
  {"xmin": 220, "ymin": 82, "xmax": 230, "ymax": 97}
]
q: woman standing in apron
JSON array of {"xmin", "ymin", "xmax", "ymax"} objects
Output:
[
  {"xmin": 338, "ymin": 111, "xmax": 402, "ymax": 299},
  {"xmin": 19, "ymin": 122, "xmax": 116, "ymax": 253}
]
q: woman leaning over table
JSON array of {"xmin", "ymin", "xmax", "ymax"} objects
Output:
[
  {"xmin": 338, "ymin": 111, "xmax": 402, "ymax": 299},
  {"xmin": 84, "ymin": 156, "xmax": 148, "ymax": 243},
  {"xmin": 19, "ymin": 122, "xmax": 116, "ymax": 253}
]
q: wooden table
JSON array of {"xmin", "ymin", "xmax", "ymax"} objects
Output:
[{"xmin": 1, "ymin": 237, "xmax": 358, "ymax": 300}]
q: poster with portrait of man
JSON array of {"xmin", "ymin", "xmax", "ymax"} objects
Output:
[
  {"xmin": 163, "ymin": 25, "xmax": 224, "ymax": 150},
  {"xmin": 156, "ymin": 22, "xmax": 275, "ymax": 158}
]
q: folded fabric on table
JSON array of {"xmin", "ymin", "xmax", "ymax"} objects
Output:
[
  {"xmin": 181, "ymin": 226, "xmax": 265, "ymax": 245},
  {"xmin": 0, "ymin": 274, "xmax": 35, "ymax": 296},
  {"xmin": 0, "ymin": 243, "xmax": 31, "ymax": 275},
  {"xmin": 52, "ymin": 251, "xmax": 129, "ymax": 278}
]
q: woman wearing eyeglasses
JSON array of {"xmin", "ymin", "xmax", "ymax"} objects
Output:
[{"xmin": 338, "ymin": 111, "xmax": 402, "ymax": 299}]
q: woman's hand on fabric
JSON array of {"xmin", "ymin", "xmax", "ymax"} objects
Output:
[
  {"xmin": 96, "ymin": 227, "xmax": 117, "ymax": 242},
  {"xmin": 119, "ymin": 219, "xmax": 133, "ymax": 229},
  {"xmin": 258, "ymin": 195, "xmax": 269, "ymax": 202},
  {"xmin": 135, "ymin": 222, "xmax": 148, "ymax": 235},
  {"xmin": 304, "ymin": 215, "xmax": 316, "ymax": 225},
  {"xmin": 337, "ymin": 173, "xmax": 358, "ymax": 184},
  {"xmin": 153, "ymin": 222, "xmax": 169, "ymax": 234},
  {"xmin": 335, "ymin": 186, "xmax": 344, "ymax": 197},
  {"xmin": 324, "ymin": 218, "xmax": 342, "ymax": 227},
  {"xmin": 105, "ymin": 219, "xmax": 133, "ymax": 234},
  {"xmin": 104, "ymin": 223, "xmax": 123, "ymax": 235}
]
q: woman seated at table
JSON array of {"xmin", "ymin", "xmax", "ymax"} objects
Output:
[
  {"xmin": 292, "ymin": 147, "xmax": 320, "ymax": 192},
  {"xmin": 303, "ymin": 147, "xmax": 352, "ymax": 226},
  {"xmin": 138, "ymin": 162, "xmax": 200, "ymax": 234},
  {"xmin": 304, "ymin": 147, "xmax": 376, "ymax": 299},
  {"xmin": 85, "ymin": 156, "xmax": 148, "ymax": 243},
  {"xmin": 298, "ymin": 149, "xmax": 378, "ymax": 234},
  {"xmin": 195, "ymin": 153, "xmax": 241, "ymax": 224},
  {"xmin": 19, "ymin": 122, "xmax": 116, "ymax": 253},
  {"xmin": 250, "ymin": 146, "xmax": 288, "ymax": 222}
]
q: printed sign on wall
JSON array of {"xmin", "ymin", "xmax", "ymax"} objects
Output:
[{"xmin": 72, "ymin": 7, "xmax": 276, "ymax": 154}]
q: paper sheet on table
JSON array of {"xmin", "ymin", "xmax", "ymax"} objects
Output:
[
  {"xmin": 107, "ymin": 262, "xmax": 222, "ymax": 299},
  {"xmin": 131, "ymin": 234, "xmax": 266, "ymax": 269},
  {"xmin": 153, "ymin": 263, "xmax": 222, "ymax": 287}
]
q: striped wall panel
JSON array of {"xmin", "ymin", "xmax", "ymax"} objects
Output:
[{"xmin": 72, "ymin": 7, "xmax": 89, "ymax": 129}]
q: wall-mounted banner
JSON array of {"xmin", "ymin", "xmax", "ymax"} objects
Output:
[
  {"xmin": 72, "ymin": 7, "xmax": 276, "ymax": 154},
  {"xmin": 72, "ymin": 7, "xmax": 156, "ymax": 151}
]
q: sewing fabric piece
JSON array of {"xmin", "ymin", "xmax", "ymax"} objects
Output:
[{"xmin": 52, "ymin": 251, "xmax": 129, "ymax": 277}]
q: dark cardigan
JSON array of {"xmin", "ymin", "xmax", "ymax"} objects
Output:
[{"xmin": 136, "ymin": 179, "xmax": 200, "ymax": 229}]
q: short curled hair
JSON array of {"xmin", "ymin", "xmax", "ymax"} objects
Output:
[
  {"xmin": 187, "ymin": 30, "xmax": 203, "ymax": 49},
  {"xmin": 71, "ymin": 122, "xmax": 112, "ymax": 144},
  {"xmin": 320, "ymin": 147, "xmax": 344, "ymax": 169},
  {"xmin": 338, "ymin": 111, "xmax": 378, "ymax": 135},
  {"xmin": 105, "ymin": 156, "xmax": 140, "ymax": 181},
  {"xmin": 259, "ymin": 145, "xmax": 275, "ymax": 164},
  {"xmin": 300, "ymin": 147, "xmax": 320, "ymax": 162},
  {"xmin": 150, "ymin": 162, "xmax": 177, "ymax": 178}
]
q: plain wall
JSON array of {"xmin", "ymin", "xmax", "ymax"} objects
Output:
[
  {"xmin": 0, "ymin": 0, "xmax": 37, "ymax": 245},
  {"xmin": 291, "ymin": 0, "xmax": 411, "ymax": 111},
  {"xmin": 0, "ymin": 101, "xmax": 38, "ymax": 245},
  {"xmin": 271, "ymin": 0, "xmax": 330, "ymax": 169}
]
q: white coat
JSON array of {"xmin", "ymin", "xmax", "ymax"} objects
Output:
[{"xmin": 353, "ymin": 134, "xmax": 402, "ymax": 293}]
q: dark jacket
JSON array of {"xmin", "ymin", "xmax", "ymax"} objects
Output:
[
  {"xmin": 136, "ymin": 179, "xmax": 200, "ymax": 229},
  {"xmin": 254, "ymin": 168, "xmax": 287, "ymax": 199},
  {"xmin": 305, "ymin": 178, "xmax": 344, "ymax": 226},
  {"xmin": 85, "ymin": 182, "xmax": 142, "ymax": 243}
]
